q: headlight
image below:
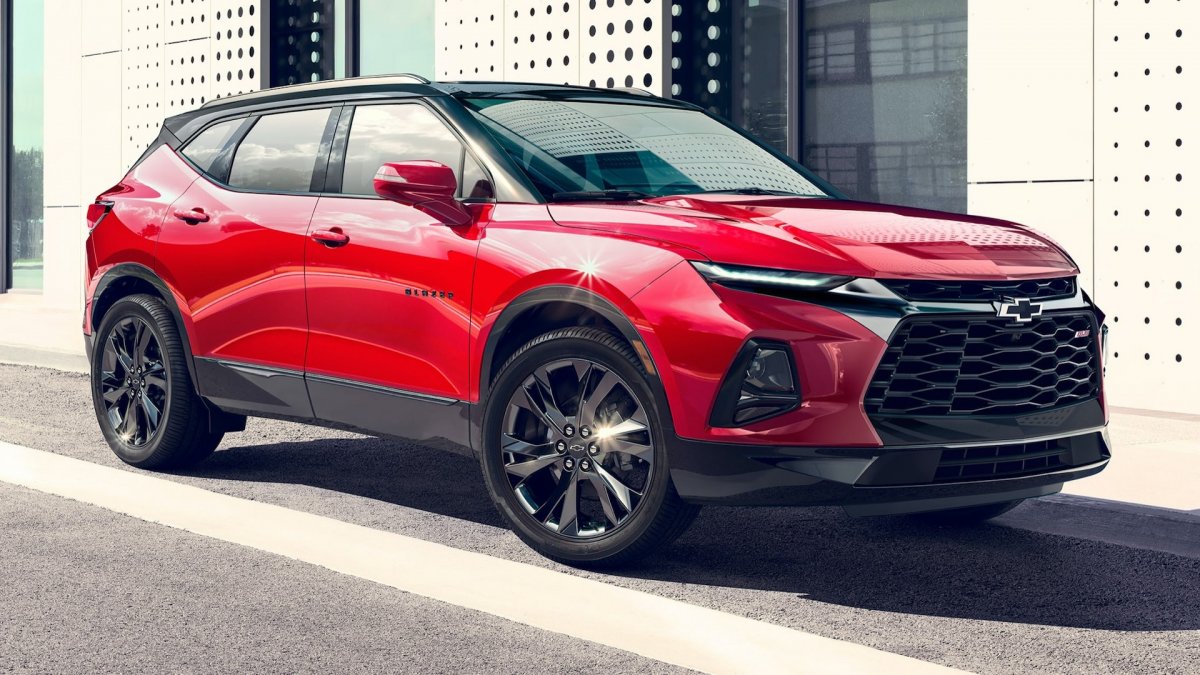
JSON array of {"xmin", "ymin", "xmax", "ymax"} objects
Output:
[{"xmin": 690, "ymin": 261, "xmax": 853, "ymax": 292}]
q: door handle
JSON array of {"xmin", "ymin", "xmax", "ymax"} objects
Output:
[
  {"xmin": 173, "ymin": 207, "xmax": 210, "ymax": 224},
  {"xmin": 311, "ymin": 228, "xmax": 350, "ymax": 248}
]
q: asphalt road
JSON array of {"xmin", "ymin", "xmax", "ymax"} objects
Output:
[{"xmin": 1, "ymin": 363, "xmax": 1198, "ymax": 674}]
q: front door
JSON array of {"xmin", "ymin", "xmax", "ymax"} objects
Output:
[{"xmin": 303, "ymin": 103, "xmax": 491, "ymax": 441}]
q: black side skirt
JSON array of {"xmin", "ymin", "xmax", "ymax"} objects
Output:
[{"xmin": 194, "ymin": 358, "xmax": 472, "ymax": 453}]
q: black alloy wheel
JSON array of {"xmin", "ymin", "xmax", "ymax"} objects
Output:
[
  {"xmin": 502, "ymin": 357, "xmax": 654, "ymax": 537},
  {"xmin": 99, "ymin": 316, "xmax": 168, "ymax": 447},
  {"xmin": 91, "ymin": 294, "xmax": 223, "ymax": 469},
  {"xmin": 482, "ymin": 327, "xmax": 699, "ymax": 567}
]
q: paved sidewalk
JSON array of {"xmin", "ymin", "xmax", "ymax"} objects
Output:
[
  {"xmin": 0, "ymin": 296, "xmax": 87, "ymax": 372},
  {"xmin": 1065, "ymin": 407, "xmax": 1200, "ymax": 513}
]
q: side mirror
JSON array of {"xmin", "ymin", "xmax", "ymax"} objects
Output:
[{"xmin": 373, "ymin": 161, "xmax": 473, "ymax": 226}]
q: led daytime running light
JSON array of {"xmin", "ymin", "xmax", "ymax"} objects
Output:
[{"xmin": 691, "ymin": 261, "xmax": 852, "ymax": 291}]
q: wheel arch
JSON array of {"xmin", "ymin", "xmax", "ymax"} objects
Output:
[
  {"xmin": 90, "ymin": 263, "xmax": 200, "ymax": 392},
  {"xmin": 474, "ymin": 285, "xmax": 674, "ymax": 451}
]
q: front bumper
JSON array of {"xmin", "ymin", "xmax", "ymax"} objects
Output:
[{"xmin": 669, "ymin": 427, "xmax": 1110, "ymax": 514}]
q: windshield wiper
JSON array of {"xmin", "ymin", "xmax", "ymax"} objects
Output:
[
  {"xmin": 689, "ymin": 187, "xmax": 805, "ymax": 196},
  {"xmin": 550, "ymin": 189, "xmax": 652, "ymax": 202}
]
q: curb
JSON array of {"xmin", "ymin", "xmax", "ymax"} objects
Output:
[
  {"xmin": 996, "ymin": 493, "xmax": 1200, "ymax": 559},
  {"xmin": 0, "ymin": 344, "xmax": 88, "ymax": 374}
]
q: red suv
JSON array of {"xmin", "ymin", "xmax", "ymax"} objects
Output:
[{"xmin": 85, "ymin": 76, "xmax": 1110, "ymax": 566}]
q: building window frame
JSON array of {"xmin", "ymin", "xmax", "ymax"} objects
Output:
[{"xmin": 1, "ymin": 0, "xmax": 12, "ymax": 293}]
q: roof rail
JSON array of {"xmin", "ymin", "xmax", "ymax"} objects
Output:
[
  {"xmin": 613, "ymin": 87, "xmax": 655, "ymax": 97},
  {"xmin": 201, "ymin": 73, "xmax": 432, "ymax": 109},
  {"xmin": 394, "ymin": 72, "xmax": 431, "ymax": 84}
]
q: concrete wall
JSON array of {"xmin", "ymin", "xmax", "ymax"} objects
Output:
[
  {"xmin": 39, "ymin": 0, "xmax": 265, "ymax": 312},
  {"xmin": 968, "ymin": 0, "xmax": 1200, "ymax": 413}
]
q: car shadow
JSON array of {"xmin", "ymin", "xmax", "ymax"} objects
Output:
[
  {"xmin": 638, "ymin": 504, "xmax": 1200, "ymax": 631},
  {"xmin": 187, "ymin": 434, "xmax": 506, "ymax": 528},
  {"xmin": 189, "ymin": 434, "xmax": 1199, "ymax": 632}
]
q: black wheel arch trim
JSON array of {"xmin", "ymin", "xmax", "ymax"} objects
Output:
[
  {"xmin": 474, "ymin": 285, "xmax": 673, "ymax": 452},
  {"xmin": 90, "ymin": 263, "xmax": 200, "ymax": 395}
]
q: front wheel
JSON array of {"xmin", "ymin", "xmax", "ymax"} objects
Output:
[{"xmin": 480, "ymin": 328, "xmax": 699, "ymax": 568}]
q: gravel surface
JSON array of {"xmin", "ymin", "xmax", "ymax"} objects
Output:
[{"xmin": 2, "ymin": 363, "xmax": 1198, "ymax": 674}]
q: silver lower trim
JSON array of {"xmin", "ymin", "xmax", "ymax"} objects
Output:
[
  {"xmin": 305, "ymin": 372, "xmax": 460, "ymax": 406},
  {"xmin": 937, "ymin": 425, "xmax": 1107, "ymax": 450},
  {"xmin": 863, "ymin": 458, "xmax": 1109, "ymax": 491},
  {"xmin": 206, "ymin": 357, "xmax": 462, "ymax": 406}
]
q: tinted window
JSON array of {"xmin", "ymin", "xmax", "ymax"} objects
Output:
[
  {"xmin": 803, "ymin": 1, "xmax": 967, "ymax": 212},
  {"xmin": 181, "ymin": 119, "xmax": 242, "ymax": 175},
  {"xmin": 463, "ymin": 98, "xmax": 826, "ymax": 199},
  {"xmin": 228, "ymin": 108, "xmax": 331, "ymax": 192},
  {"xmin": 341, "ymin": 104, "xmax": 488, "ymax": 198}
]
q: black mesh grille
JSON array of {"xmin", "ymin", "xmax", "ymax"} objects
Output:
[
  {"xmin": 881, "ymin": 277, "xmax": 1076, "ymax": 303},
  {"xmin": 934, "ymin": 440, "xmax": 1069, "ymax": 482},
  {"xmin": 866, "ymin": 312, "xmax": 1100, "ymax": 416}
]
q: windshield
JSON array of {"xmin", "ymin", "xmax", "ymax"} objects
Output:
[{"xmin": 462, "ymin": 97, "xmax": 830, "ymax": 201}]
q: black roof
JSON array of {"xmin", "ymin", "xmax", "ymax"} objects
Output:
[{"xmin": 163, "ymin": 74, "xmax": 689, "ymax": 137}]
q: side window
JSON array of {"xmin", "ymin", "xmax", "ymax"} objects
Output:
[
  {"xmin": 341, "ymin": 104, "xmax": 492, "ymax": 198},
  {"xmin": 181, "ymin": 119, "xmax": 242, "ymax": 175},
  {"xmin": 228, "ymin": 108, "xmax": 332, "ymax": 192}
]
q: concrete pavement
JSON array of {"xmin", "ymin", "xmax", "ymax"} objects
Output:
[
  {"xmin": 0, "ymin": 481, "xmax": 685, "ymax": 675},
  {"xmin": 0, "ymin": 361, "xmax": 1198, "ymax": 673}
]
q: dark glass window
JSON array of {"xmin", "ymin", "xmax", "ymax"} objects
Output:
[
  {"xmin": 228, "ymin": 108, "xmax": 332, "ymax": 192},
  {"xmin": 181, "ymin": 120, "xmax": 242, "ymax": 175},
  {"xmin": 734, "ymin": 0, "xmax": 791, "ymax": 153},
  {"xmin": 356, "ymin": 0, "xmax": 435, "ymax": 77},
  {"xmin": 464, "ymin": 98, "xmax": 826, "ymax": 200},
  {"xmin": 7, "ymin": 0, "xmax": 44, "ymax": 291},
  {"xmin": 341, "ymin": 104, "xmax": 485, "ymax": 198},
  {"xmin": 803, "ymin": 0, "xmax": 968, "ymax": 213},
  {"xmin": 269, "ymin": 0, "xmax": 335, "ymax": 86}
]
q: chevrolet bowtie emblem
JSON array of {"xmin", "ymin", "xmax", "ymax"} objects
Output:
[{"xmin": 996, "ymin": 297, "xmax": 1043, "ymax": 323}]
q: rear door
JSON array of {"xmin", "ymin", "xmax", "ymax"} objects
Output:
[{"xmin": 156, "ymin": 106, "xmax": 338, "ymax": 417}]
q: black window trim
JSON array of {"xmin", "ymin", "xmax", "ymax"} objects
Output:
[
  {"xmin": 206, "ymin": 116, "xmax": 257, "ymax": 184},
  {"xmin": 322, "ymin": 99, "xmax": 497, "ymax": 203}
]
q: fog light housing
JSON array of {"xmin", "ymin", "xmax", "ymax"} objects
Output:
[{"xmin": 710, "ymin": 340, "xmax": 801, "ymax": 427}]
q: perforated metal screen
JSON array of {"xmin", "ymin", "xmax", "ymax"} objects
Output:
[
  {"xmin": 1094, "ymin": 0, "xmax": 1197, "ymax": 413},
  {"xmin": 120, "ymin": 0, "xmax": 265, "ymax": 168},
  {"xmin": 435, "ymin": 0, "xmax": 668, "ymax": 96}
]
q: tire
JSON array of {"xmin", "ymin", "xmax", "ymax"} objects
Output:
[
  {"xmin": 90, "ymin": 294, "xmax": 222, "ymax": 470},
  {"xmin": 910, "ymin": 499, "xmax": 1024, "ymax": 525},
  {"xmin": 481, "ymin": 327, "xmax": 699, "ymax": 568}
]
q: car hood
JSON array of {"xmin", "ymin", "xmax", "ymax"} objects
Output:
[{"xmin": 548, "ymin": 195, "xmax": 1079, "ymax": 280}]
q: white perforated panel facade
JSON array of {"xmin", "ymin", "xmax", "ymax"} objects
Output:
[
  {"xmin": 120, "ymin": 0, "xmax": 265, "ymax": 168},
  {"xmin": 435, "ymin": 0, "xmax": 667, "ymax": 95},
  {"xmin": 435, "ymin": 2, "xmax": 504, "ymax": 79},
  {"xmin": 209, "ymin": 0, "xmax": 262, "ymax": 99},
  {"xmin": 579, "ymin": 0, "xmax": 664, "ymax": 92},
  {"xmin": 1094, "ymin": 0, "xmax": 1198, "ymax": 413},
  {"xmin": 122, "ymin": 0, "xmax": 167, "ymax": 169},
  {"xmin": 504, "ymin": 1, "xmax": 580, "ymax": 84}
]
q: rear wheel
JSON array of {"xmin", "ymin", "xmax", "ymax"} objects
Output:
[
  {"xmin": 481, "ymin": 328, "xmax": 699, "ymax": 568},
  {"xmin": 910, "ymin": 499, "xmax": 1024, "ymax": 525},
  {"xmin": 91, "ymin": 294, "xmax": 222, "ymax": 470}
]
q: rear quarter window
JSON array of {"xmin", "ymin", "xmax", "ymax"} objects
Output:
[{"xmin": 180, "ymin": 119, "xmax": 242, "ymax": 175}]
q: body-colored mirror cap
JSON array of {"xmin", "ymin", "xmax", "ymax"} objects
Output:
[{"xmin": 374, "ymin": 161, "xmax": 472, "ymax": 226}]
